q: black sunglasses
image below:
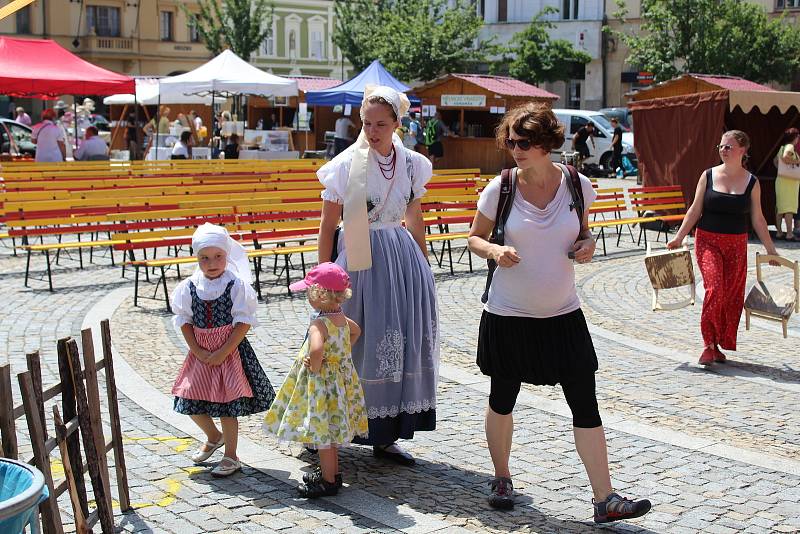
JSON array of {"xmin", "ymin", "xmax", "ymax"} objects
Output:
[
  {"xmin": 716, "ymin": 144, "xmax": 734, "ymax": 151},
  {"xmin": 505, "ymin": 138, "xmax": 535, "ymax": 151}
]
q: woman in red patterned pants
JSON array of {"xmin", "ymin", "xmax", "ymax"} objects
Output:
[{"xmin": 668, "ymin": 130, "xmax": 778, "ymax": 365}]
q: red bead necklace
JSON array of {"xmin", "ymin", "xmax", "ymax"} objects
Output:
[{"xmin": 376, "ymin": 146, "xmax": 397, "ymax": 180}]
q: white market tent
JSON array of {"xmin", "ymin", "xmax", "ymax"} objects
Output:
[
  {"xmin": 158, "ymin": 49, "xmax": 297, "ymax": 98},
  {"xmin": 103, "ymin": 78, "xmax": 214, "ymax": 105}
]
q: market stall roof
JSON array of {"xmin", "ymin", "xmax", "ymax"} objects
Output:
[
  {"xmin": 103, "ymin": 77, "xmax": 214, "ymax": 106},
  {"xmin": 628, "ymin": 74, "xmax": 800, "ymax": 113},
  {"xmin": 629, "ymin": 73, "xmax": 800, "ymax": 113},
  {"xmin": 288, "ymin": 76, "xmax": 342, "ymax": 94},
  {"xmin": 414, "ymin": 73, "xmax": 559, "ymax": 100},
  {"xmin": 305, "ymin": 60, "xmax": 420, "ymax": 106},
  {"xmin": 0, "ymin": 36, "xmax": 135, "ymax": 97},
  {"xmin": 159, "ymin": 49, "xmax": 297, "ymax": 98}
]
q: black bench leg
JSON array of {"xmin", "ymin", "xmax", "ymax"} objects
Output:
[
  {"xmin": 77, "ymin": 234, "xmax": 84, "ymax": 269},
  {"xmin": 600, "ymin": 228, "xmax": 607, "ymax": 256},
  {"xmin": 24, "ymin": 248, "xmax": 31, "ymax": 287},
  {"xmin": 12, "ymin": 237, "xmax": 17, "ymax": 256},
  {"xmin": 253, "ymin": 258, "xmax": 263, "ymax": 301},
  {"xmin": 45, "ymin": 249, "xmax": 53, "ymax": 291},
  {"xmin": 161, "ymin": 266, "xmax": 171, "ymax": 313},
  {"xmin": 134, "ymin": 266, "xmax": 140, "ymax": 307},
  {"xmin": 300, "ymin": 253, "xmax": 307, "ymax": 277},
  {"xmin": 447, "ymin": 240, "xmax": 454, "ymax": 275},
  {"xmin": 468, "ymin": 249, "xmax": 473, "ymax": 272},
  {"xmin": 285, "ymin": 255, "xmax": 292, "ymax": 294}
]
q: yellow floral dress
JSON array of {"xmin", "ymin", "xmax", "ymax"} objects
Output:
[{"xmin": 263, "ymin": 317, "xmax": 368, "ymax": 448}]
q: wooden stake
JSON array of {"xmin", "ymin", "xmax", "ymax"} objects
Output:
[
  {"xmin": 81, "ymin": 329, "xmax": 114, "ymax": 518},
  {"xmin": 58, "ymin": 338, "xmax": 89, "ymax": 519},
  {"xmin": 19, "ymin": 371, "xmax": 65, "ymax": 534},
  {"xmin": 100, "ymin": 319, "xmax": 131, "ymax": 511},
  {"xmin": 0, "ymin": 364, "xmax": 18, "ymax": 459},
  {"xmin": 66, "ymin": 338, "xmax": 115, "ymax": 534},
  {"xmin": 53, "ymin": 405, "xmax": 91, "ymax": 534}
]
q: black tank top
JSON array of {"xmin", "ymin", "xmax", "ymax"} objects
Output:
[{"xmin": 696, "ymin": 168, "xmax": 756, "ymax": 235}]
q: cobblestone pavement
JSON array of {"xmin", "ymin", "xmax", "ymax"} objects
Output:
[{"xmin": 3, "ymin": 191, "xmax": 800, "ymax": 532}]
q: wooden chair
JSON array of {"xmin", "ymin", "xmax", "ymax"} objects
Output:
[
  {"xmin": 744, "ymin": 253, "xmax": 800, "ymax": 338},
  {"xmin": 643, "ymin": 242, "xmax": 695, "ymax": 311}
]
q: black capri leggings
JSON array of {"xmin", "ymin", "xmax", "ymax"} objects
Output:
[{"xmin": 488, "ymin": 374, "xmax": 602, "ymax": 428}]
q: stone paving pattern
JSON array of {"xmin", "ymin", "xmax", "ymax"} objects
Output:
[{"xmin": 3, "ymin": 176, "xmax": 800, "ymax": 533}]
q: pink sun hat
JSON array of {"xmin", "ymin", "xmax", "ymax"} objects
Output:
[{"xmin": 289, "ymin": 262, "xmax": 351, "ymax": 292}]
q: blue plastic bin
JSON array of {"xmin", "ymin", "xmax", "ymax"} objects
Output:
[{"xmin": 0, "ymin": 458, "xmax": 49, "ymax": 534}]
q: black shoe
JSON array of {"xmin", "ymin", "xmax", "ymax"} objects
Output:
[
  {"xmin": 302, "ymin": 466, "xmax": 343, "ymax": 488},
  {"xmin": 488, "ymin": 477, "xmax": 515, "ymax": 510},
  {"xmin": 593, "ymin": 492, "xmax": 652, "ymax": 523},
  {"xmin": 298, "ymin": 477, "xmax": 339, "ymax": 498},
  {"xmin": 303, "ymin": 446, "xmax": 318, "ymax": 455},
  {"xmin": 373, "ymin": 444, "xmax": 416, "ymax": 466}
]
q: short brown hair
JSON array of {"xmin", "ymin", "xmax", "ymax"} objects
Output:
[{"xmin": 495, "ymin": 103, "xmax": 564, "ymax": 152}]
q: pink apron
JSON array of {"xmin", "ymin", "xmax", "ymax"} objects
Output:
[{"xmin": 172, "ymin": 324, "xmax": 253, "ymax": 403}]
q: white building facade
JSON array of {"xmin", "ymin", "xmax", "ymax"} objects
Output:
[{"xmin": 479, "ymin": 0, "xmax": 605, "ymax": 109}]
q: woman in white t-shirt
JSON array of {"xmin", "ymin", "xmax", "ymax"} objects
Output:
[
  {"xmin": 468, "ymin": 103, "xmax": 651, "ymax": 523},
  {"xmin": 32, "ymin": 109, "xmax": 66, "ymax": 162}
]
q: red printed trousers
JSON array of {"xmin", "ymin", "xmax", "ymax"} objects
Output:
[{"xmin": 695, "ymin": 228, "xmax": 748, "ymax": 350}]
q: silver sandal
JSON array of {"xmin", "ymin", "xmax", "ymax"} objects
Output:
[{"xmin": 190, "ymin": 438, "xmax": 225, "ymax": 464}]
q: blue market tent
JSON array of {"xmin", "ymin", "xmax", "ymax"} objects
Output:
[{"xmin": 305, "ymin": 60, "xmax": 420, "ymax": 106}]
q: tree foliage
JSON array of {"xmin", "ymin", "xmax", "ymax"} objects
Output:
[
  {"xmin": 184, "ymin": 0, "xmax": 274, "ymax": 62},
  {"xmin": 500, "ymin": 7, "xmax": 592, "ymax": 84},
  {"xmin": 609, "ymin": 0, "xmax": 800, "ymax": 84},
  {"xmin": 332, "ymin": 0, "xmax": 491, "ymax": 82}
]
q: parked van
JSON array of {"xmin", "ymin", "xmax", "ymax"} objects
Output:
[{"xmin": 551, "ymin": 109, "xmax": 636, "ymax": 173}]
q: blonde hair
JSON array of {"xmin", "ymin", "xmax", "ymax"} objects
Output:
[{"xmin": 308, "ymin": 284, "xmax": 352, "ymax": 306}]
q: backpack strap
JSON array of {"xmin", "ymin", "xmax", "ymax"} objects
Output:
[
  {"xmin": 490, "ymin": 168, "xmax": 517, "ymax": 245},
  {"xmin": 559, "ymin": 163, "xmax": 587, "ymax": 234}
]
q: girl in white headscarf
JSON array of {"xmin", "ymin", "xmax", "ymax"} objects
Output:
[
  {"xmin": 316, "ymin": 86, "xmax": 439, "ymax": 466},
  {"xmin": 171, "ymin": 223, "xmax": 275, "ymax": 477}
]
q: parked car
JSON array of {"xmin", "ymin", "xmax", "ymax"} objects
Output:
[
  {"xmin": 0, "ymin": 118, "xmax": 35, "ymax": 156},
  {"xmin": 551, "ymin": 109, "xmax": 636, "ymax": 175},
  {"xmin": 599, "ymin": 107, "xmax": 633, "ymax": 132}
]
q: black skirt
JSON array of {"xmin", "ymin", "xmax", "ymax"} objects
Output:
[{"xmin": 476, "ymin": 309, "xmax": 598, "ymax": 386}]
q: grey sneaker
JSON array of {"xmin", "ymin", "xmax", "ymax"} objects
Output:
[
  {"xmin": 593, "ymin": 492, "xmax": 652, "ymax": 523},
  {"xmin": 488, "ymin": 477, "xmax": 514, "ymax": 510}
]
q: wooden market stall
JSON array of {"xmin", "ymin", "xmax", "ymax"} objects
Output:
[
  {"xmin": 628, "ymin": 74, "xmax": 800, "ymax": 224},
  {"xmin": 248, "ymin": 76, "xmax": 342, "ymax": 155},
  {"xmin": 413, "ymin": 74, "xmax": 559, "ymax": 173}
]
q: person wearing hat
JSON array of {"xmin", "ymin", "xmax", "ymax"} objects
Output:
[
  {"xmin": 264, "ymin": 262, "xmax": 369, "ymax": 498},
  {"xmin": 31, "ymin": 109, "xmax": 66, "ymax": 162},
  {"xmin": 171, "ymin": 223, "xmax": 275, "ymax": 477},
  {"xmin": 315, "ymin": 85, "xmax": 438, "ymax": 466}
]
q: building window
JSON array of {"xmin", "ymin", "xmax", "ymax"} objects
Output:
[
  {"xmin": 569, "ymin": 80, "xmax": 582, "ymax": 109},
  {"xmin": 263, "ymin": 34, "xmax": 274, "ymax": 56},
  {"xmin": 189, "ymin": 20, "xmax": 200, "ymax": 42},
  {"xmin": 16, "ymin": 6, "xmax": 31, "ymax": 34},
  {"xmin": 87, "ymin": 5, "xmax": 121, "ymax": 37},
  {"xmin": 160, "ymin": 11, "xmax": 174, "ymax": 41},
  {"xmin": 777, "ymin": 0, "xmax": 800, "ymax": 8},
  {"xmin": 498, "ymin": 0, "xmax": 507, "ymax": 22},
  {"xmin": 562, "ymin": 0, "xmax": 579, "ymax": 19},
  {"xmin": 288, "ymin": 30, "xmax": 297, "ymax": 59}
]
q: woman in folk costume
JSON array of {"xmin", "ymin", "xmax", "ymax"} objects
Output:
[
  {"xmin": 171, "ymin": 223, "xmax": 275, "ymax": 477},
  {"xmin": 315, "ymin": 85, "xmax": 439, "ymax": 466}
]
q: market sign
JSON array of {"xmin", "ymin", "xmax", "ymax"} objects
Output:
[
  {"xmin": 637, "ymin": 72, "xmax": 655, "ymax": 85},
  {"xmin": 441, "ymin": 94, "xmax": 486, "ymax": 107}
]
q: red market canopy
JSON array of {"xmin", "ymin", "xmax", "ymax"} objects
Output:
[{"xmin": 0, "ymin": 36, "xmax": 135, "ymax": 97}]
